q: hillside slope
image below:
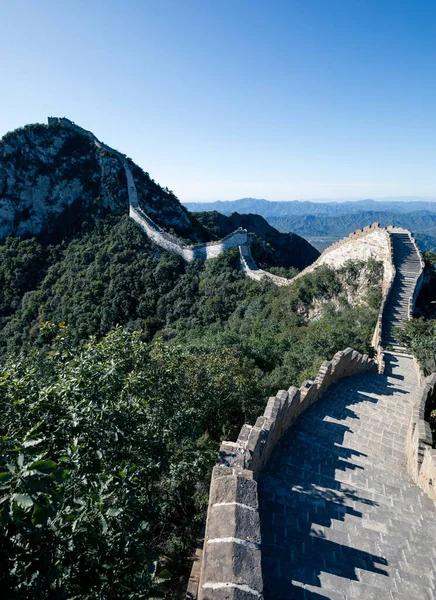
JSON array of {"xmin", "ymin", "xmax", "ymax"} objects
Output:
[
  {"xmin": 192, "ymin": 211, "xmax": 320, "ymax": 270},
  {"xmin": 0, "ymin": 121, "xmax": 196, "ymax": 241},
  {"xmin": 0, "ymin": 122, "xmax": 384, "ymax": 600}
]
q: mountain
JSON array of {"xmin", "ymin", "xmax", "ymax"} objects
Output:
[
  {"xmin": 0, "ymin": 120, "xmax": 384, "ymax": 600},
  {"xmin": 267, "ymin": 210, "xmax": 436, "ymax": 240},
  {"xmin": 191, "ymin": 211, "xmax": 319, "ymax": 270},
  {"xmin": 185, "ymin": 198, "xmax": 436, "ymax": 251},
  {"xmin": 0, "ymin": 120, "xmax": 196, "ymax": 242},
  {"xmin": 183, "ymin": 197, "xmax": 436, "ymax": 217}
]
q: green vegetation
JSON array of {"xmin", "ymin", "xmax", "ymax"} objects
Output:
[
  {"xmin": 395, "ymin": 252, "xmax": 436, "ymax": 446},
  {"xmin": 0, "ymin": 328, "xmax": 262, "ymax": 599},
  {"xmin": 396, "ymin": 252, "xmax": 436, "ymax": 375},
  {"xmin": 396, "ymin": 319, "xmax": 436, "ymax": 376},
  {"xmin": 396, "ymin": 319, "xmax": 436, "ymax": 446},
  {"xmin": 0, "ymin": 213, "xmax": 382, "ymax": 597}
]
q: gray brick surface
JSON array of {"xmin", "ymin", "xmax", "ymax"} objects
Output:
[{"xmin": 259, "ymin": 353, "xmax": 436, "ymax": 599}]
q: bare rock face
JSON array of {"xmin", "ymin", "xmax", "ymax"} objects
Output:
[{"xmin": 0, "ymin": 120, "xmax": 193, "ymax": 240}]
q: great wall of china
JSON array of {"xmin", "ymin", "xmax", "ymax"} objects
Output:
[
  {"xmin": 187, "ymin": 226, "xmax": 436, "ymax": 600},
  {"xmin": 48, "ymin": 119, "xmax": 436, "ymax": 599}
]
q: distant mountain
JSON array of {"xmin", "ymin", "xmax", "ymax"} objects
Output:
[
  {"xmin": 191, "ymin": 211, "xmax": 320, "ymax": 271},
  {"xmin": 186, "ymin": 199, "xmax": 436, "ymax": 251},
  {"xmin": 267, "ymin": 211, "xmax": 436, "ymax": 239},
  {"xmin": 184, "ymin": 197, "xmax": 436, "ymax": 217}
]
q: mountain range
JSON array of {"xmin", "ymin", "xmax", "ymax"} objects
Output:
[
  {"xmin": 183, "ymin": 197, "xmax": 436, "ymax": 217},
  {"xmin": 184, "ymin": 198, "xmax": 436, "ymax": 251}
]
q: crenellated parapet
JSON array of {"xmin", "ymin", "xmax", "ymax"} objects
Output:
[
  {"xmin": 130, "ymin": 205, "xmax": 248, "ymax": 262},
  {"xmin": 190, "ymin": 348, "xmax": 376, "ymax": 600}
]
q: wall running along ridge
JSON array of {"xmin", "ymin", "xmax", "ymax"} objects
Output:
[
  {"xmin": 130, "ymin": 205, "xmax": 248, "ymax": 261},
  {"xmin": 373, "ymin": 226, "xmax": 424, "ymax": 374},
  {"xmin": 48, "ymin": 119, "xmax": 400, "ymax": 282},
  {"xmin": 238, "ymin": 243, "xmax": 290, "ymax": 286},
  {"xmin": 187, "ymin": 349, "xmax": 376, "ymax": 600},
  {"xmin": 406, "ymin": 231, "xmax": 425, "ymax": 318},
  {"xmin": 48, "ymin": 117, "xmax": 248, "ymax": 262}
]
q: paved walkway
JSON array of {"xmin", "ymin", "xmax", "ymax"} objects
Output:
[{"xmin": 259, "ymin": 353, "xmax": 436, "ymax": 599}]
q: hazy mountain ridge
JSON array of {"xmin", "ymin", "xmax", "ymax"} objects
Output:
[
  {"xmin": 183, "ymin": 197, "xmax": 436, "ymax": 217},
  {"xmin": 185, "ymin": 198, "xmax": 436, "ymax": 251},
  {"xmin": 268, "ymin": 210, "xmax": 436, "ymax": 237}
]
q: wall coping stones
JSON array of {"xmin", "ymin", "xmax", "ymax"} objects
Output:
[{"xmin": 192, "ymin": 348, "xmax": 376, "ymax": 600}]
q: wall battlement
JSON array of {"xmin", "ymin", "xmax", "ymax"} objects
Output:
[
  {"xmin": 191, "ymin": 349, "xmax": 376, "ymax": 600},
  {"xmin": 130, "ymin": 205, "xmax": 248, "ymax": 261}
]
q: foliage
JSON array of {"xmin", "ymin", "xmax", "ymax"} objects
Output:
[
  {"xmin": 0, "ymin": 215, "xmax": 382, "ymax": 596},
  {"xmin": 0, "ymin": 216, "xmax": 381, "ymax": 394},
  {"xmin": 0, "ymin": 328, "xmax": 262, "ymax": 598},
  {"xmin": 396, "ymin": 318, "xmax": 436, "ymax": 375}
]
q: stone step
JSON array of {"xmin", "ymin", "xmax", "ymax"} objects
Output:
[{"xmin": 384, "ymin": 306, "xmax": 409, "ymax": 311}]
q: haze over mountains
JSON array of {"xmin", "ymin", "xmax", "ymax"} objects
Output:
[
  {"xmin": 184, "ymin": 198, "xmax": 436, "ymax": 252},
  {"xmin": 183, "ymin": 197, "xmax": 436, "ymax": 216}
]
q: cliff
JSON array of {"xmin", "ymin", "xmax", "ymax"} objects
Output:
[{"xmin": 0, "ymin": 120, "xmax": 194, "ymax": 240}]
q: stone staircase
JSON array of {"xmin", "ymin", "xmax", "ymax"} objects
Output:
[{"xmin": 381, "ymin": 231, "xmax": 422, "ymax": 353}]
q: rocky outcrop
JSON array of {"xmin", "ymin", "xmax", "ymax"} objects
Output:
[{"xmin": 0, "ymin": 118, "xmax": 193, "ymax": 240}]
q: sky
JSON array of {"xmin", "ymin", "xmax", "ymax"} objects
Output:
[{"xmin": 1, "ymin": 0, "xmax": 436, "ymax": 202}]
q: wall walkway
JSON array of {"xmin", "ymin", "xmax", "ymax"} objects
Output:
[{"xmin": 259, "ymin": 352, "xmax": 436, "ymax": 599}]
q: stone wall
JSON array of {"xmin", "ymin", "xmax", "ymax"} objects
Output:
[
  {"xmin": 130, "ymin": 205, "xmax": 248, "ymax": 262},
  {"xmin": 239, "ymin": 222, "xmax": 395, "ymax": 291},
  {"xmin": 372, "ymin": 231, "xmax": 395, "ymax": 374},
  {"xmin": 292, "ymin": 223, "xmax": 392, "ymax": 283},
  {"xmin": 192, "ymin": 348, "xmax": 376, "ymax": 600},
  {"xmin": 406, "ymin": 373, "xmax": 436, "ymax": 503},
  {"xmin": 239, "ymin": 244, "xmax": 291, "ymax": 286}
]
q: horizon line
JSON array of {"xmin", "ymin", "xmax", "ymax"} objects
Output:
[{"xmin": 182, "ymin": 196, "xmax": 436, "ymax": 204}]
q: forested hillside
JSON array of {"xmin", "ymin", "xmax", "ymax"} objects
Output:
[
  {"xmin": 0, "ymin": 209, "xmax": 383, "ymax": 598},
  {"xmin": 0, "ymin": 120, "xmax": 383, "ymax": 599},
  {"xmin": 192, "ymin": 210, "xmax": 320, "ymax": 271}
]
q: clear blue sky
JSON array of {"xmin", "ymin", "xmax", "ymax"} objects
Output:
[{"xmin": 1, "ymin": 0, "xmax": 436, "ymax": 201}]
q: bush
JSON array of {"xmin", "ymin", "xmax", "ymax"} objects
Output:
[{"xmin": 0, "ymin": 327, "xmax": 262, "ymax": 599}]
